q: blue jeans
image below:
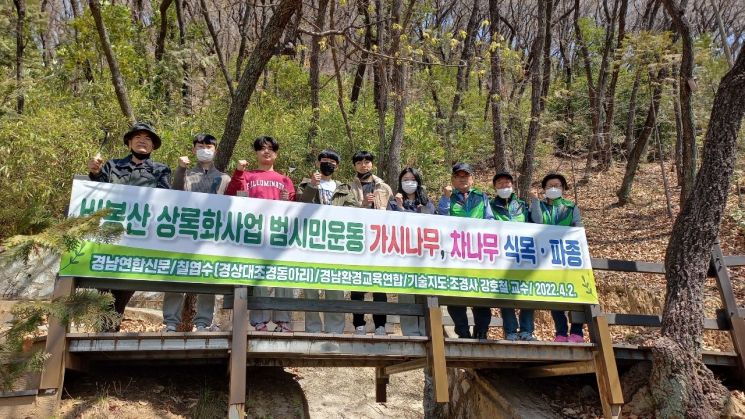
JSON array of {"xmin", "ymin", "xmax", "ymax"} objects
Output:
[
  {"xmin": 447, "ymin": 306, "xmax": 492, "ymax": 338},
  {"xmin": 551, "ymin": 310, "xmax": 584, "ymax": 337},
  {"xmin": 500, "ymin": 308, "xmax": 534, "ymax": 335}
]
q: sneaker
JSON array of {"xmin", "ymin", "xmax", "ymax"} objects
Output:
[
  {"xmin": 504, "ymin": 333, "xmax": 519, "ymax": 341},
  {"xmin": 355, "ymin": 326, "xmax": 366, "ymax": 335},
  {"xmin": 568, "ymin": 333, "xmax": 584, "ymax": 343},
  {"xmin": 195, "ymin": 324, "xmax": 217, "ymax": 332},
  {"xmin": 554, "ymin": 335, "xmax": 569, "ymax": 343},
  {"xmin": 374, "ymin": 326, "xmax": 386, "ymax": 336},
  {"xmin": 253, "ymin": 322, "xmax": 269, "ymax": 332},
  {"xmin": 274, "ymin": 322, "xmax": 292, "ymax": 333},
  {"xmin": 164, "ymin": 324, "xmax": 177, "ymax": 333},
  {"xmin": 519, "ymin": 332, "xmax": 537, "ymax": 341}
]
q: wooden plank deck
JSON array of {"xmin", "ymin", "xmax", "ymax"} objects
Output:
[{"xmin": 61, "ymin": 331, "xmax": 739, "ymax": 369}]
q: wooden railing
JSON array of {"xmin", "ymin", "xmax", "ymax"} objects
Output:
[{"xmin": 26, "ymin": 242, "xmax": 745, "ymax": 419}]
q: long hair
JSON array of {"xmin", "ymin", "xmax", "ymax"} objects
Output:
[{"xmin": 397, "ymin": 167, "xmax": 430, "ymax": 207}]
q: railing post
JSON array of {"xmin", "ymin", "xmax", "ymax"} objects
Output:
[
  {"xmin": 375, "ymin": 367, "xmax": 389, "ymax": 402},
  {"xmin": 424, "ymin": 296, "xmax": 448, "ymax": 403},
  {"xmin": 711, "ymin": 242, "xmax": 745, "ymax": 383},
  {"xmin": 38, "ymin": 276, "xmax": 76, "ymax": 413},
  {"xmin": 228, "ymin": 286, "xmax": 248, "ymax": 419},
  {"xmin": 585, "ymin": 304, "xmax": 623, "ymax": 419}
]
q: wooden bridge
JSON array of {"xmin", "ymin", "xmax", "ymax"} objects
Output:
[{"xmin": 3, "ymin": 244, "xmax": 744, "ymax": 419}]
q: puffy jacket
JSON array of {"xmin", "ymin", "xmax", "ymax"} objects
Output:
[{"xmin": 89, "ymin": 154, "xmax": 171, "ymax": 189}]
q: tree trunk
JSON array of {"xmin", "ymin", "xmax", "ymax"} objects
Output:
[
  {"xmin": 489, "ymin": 0, "xmax": 507, "ymax": 171},
  {"xmin": 154, "ymin": 0, "xmax": 174, "ymax": 61},
  {"xmin": 445, "ymin": 1, "xmax": 480, "ymax": 153},
  {"xmin": 307, "ymin": 0, "xmax": 330, "ymax": 159},
  {"xmin": 236, "ymin": 1, "xmax": 252, "ymax": 80},
  {"xmin": 213, "ymin": 0, "xmax": 301, "ymax": 172},
  {"xmin": 672, "ymin": 65, "xmax": 684, "ymax": 186},
  {"xmin": 200, "ymin": 0, "xmax": 235, "ymax": 97},
  {"xmin": 616, "ymin": 70, "xmax": 665, "ymax": 205},
  {"xmin": 13, "ymin": 0, "xmax": 25, "ymax": 114},
  {"xmin": 373, "ymin": 0, "xmax": 388, "ymax": 178},
  {"xmin": 39, "ymin": 0, "xmax": 53, "ymax": 67},
  {"xmin": 88, "ymin": 0, "xmax": 136, "ymax": 124},
  {"xmin": 602, "ymin": 0, "xmax": 629, "ymax": 161},
  {"xmin": 662, "ymin": 0, "xmax": 697, "ymax": 204},
  {"xmin": 649, "ymin": 46, "xmax": 745, "ymax": 419},
  {"xmin": 709, "ymin": 0, "xmax": 734, "ymax": 67},
  {"xmin": 517, "ymin": 0, "xmax": 547, "ymax": 201},
  {"xmin": 386, "ymin": 0, "xmax": 406, "ymax": 187},
  {"xmin": 624, "ymin": 68, "xmax": 641, "ymax": 154},
  {"xmin": 175, "ymin": 0, "xmax": 191, "ymax": 114},
  {"xmin": 349, "ymin": 0, "xmax": 372, "ymax": 114},
  {"xmin": 328, "ymin": 0, "xmax": 353, "ymax": 146}
]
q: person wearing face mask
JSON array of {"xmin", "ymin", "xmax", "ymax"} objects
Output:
[
  {"xmin": 437, "ymin": 163, "xmax": 495, "ymax": 339},
  {"xmin": 386, "ymin": 168, "xmax": 434, "ymax": 336},
  {"xmin": 350, "ymin": 151, "xmax": 393, "ymax": 335},
  {"xmin": 530, "ymin": 173, "xmax": 584, "ymax": 343},
  {"xmin": 296, "ymin": 150, "xmax": 358, "ymax": 333},
  {"xmin": 489, "ymin": 172, "xmax": 535, "ymax": 341},
  {"xmin": 161, "ymin": 133, "xmax": 230, "ymax": 332},
  {"xmin": 87, "ymin": 122, "xmax": 172, "ymax": 331}
]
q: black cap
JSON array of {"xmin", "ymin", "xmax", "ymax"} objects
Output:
[
  {"xmin": 492, "ymin": 171, "xmax": 513, "ymax": 184},
  {"xmin": 123, "ymin": 122, "xmax": 162, "ymax": 150},
  {"xmin": 193, "ymin": 133, "xmax": 217, "ymax": 146},
  {"xmin": 541, "ymin": 173, "xmax": 568, "ymax": 189},
  {"xmin": 452, "ymin": 163, "xmax": 474, "ymax": 176}
]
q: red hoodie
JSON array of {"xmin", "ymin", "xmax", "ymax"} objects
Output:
[{"xmin": 225, "ymin": 169, "xmax": 296, "ymax": 201}]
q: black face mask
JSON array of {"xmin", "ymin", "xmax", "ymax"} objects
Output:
[
  {"xmin": 356, "ymin": 171, "xmax": 372, "ymax": 180},
  {"xmin": 320, "ymin": 162, "xmax": 336, "ymax": 176},
  {"xmin": 131, "ymin": 151, "xmax": 151, "ymax": 161}
]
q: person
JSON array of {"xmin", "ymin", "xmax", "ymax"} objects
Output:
[
  {"xmin": 530, "ymin": 173, "xmax": 584, "ymax": 343},
  {"xmin": 349, "ymin": 151, "xmax": 393, "ymax": 335},
  {"xmin": 225, "ymin": 136, "xmax": 296, "ymax": 332},
  {"xmin": 387, "ymin": 167, "xmax": 434, "ymax": 336},
  {"xmin": 489, "ymin": 171, "xmax": 535, "ymax": 341},
  {"xmin": 87, "ymin": 122, "xmax": 172, "ymax": 331},
  {"xmin": 296, "ymin": 150, "xmax": 358, "ymax": 333},
  {"xmin": 162, "ymin": 133, "xmax": 230, "ymax": 332},
  {"xmin": 437, "ymin": 163, "xmax": 495, "ymax": 339}
]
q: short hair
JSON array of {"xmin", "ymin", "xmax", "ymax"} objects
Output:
[
  {"xmin": 193, "ymin": 133, "xmax": 217, "ymax": 146},
  {"xmin": 541, "ymin": 173, "xmax": 568, "ymax": 189},
  {"xmin": 492, "ymin": 171, "xmax": 513, "ymax": 185},
  {"xmin": 352, "ymin": 150, "xmax": 375, "ymax": 164},
  {"xmin": 318, "ymin": 149, "xmax": 340, "ymax": 164},
  {"xmin": 253, "ymin": 136, "xmax": 279, "ymax": 152}
]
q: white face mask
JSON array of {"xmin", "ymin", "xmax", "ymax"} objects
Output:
[
  {"xmin": 401, "ymin": 180, "xmax": 418, "ymax": 195},
  {"xmin": 545, "ymin": 187, "xmax": 563, "ymax": 200},
  {"xmin": 496, "ymin": 187, "xmax": 513, "ymax": 199},
  {"xmin": 196, "ymin": 148, "xmax": 215, "ymax": 162}
]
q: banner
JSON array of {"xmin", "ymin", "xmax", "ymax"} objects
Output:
[{"xmin": 59, "ymin": 180, "xmax": 598, "ymax": 304}]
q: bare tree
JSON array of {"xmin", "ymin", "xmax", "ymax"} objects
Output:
[
  {"xmin": 200, "ymin": 0, "xmax": 235, "ymax": 97},
  {"xmin": 649, "ymin": 45, "xmax": 745, "ymax": 419},
  {"xmin": 307, "ymin": 0, "xmax": 330, "ymax": 157},
  {"xmin": 517, "ymin": 0, "xmax": 548, "ymax": 200},
  {"xmin": 489, "ymin": 0, "xmax": 507, "ymax": 171},
  {"xmin": 13, "ymin": 0, "xmax": 25, "ymax": 114},
  {"xmin": 214, "ymin": 0, "xmax": 302, "ymax": 171},
  {"xmin": 663, "ymin": 0, "xmax": 697, "ymax": 203},
  {"xmin": 154, "ymin": 0, "xmax": 174, "ymax": 62},
  {"xmin": 89, "ymin": 0, "xmax": 136, "ymax": 124}
]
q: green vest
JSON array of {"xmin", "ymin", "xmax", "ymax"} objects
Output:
[
  {"xmin": 450, "ymin": 189, "xmax": 486, "ymax": 219},
  {"xmin": 539, "ymin": 198, "xmax": 575, "ymax": 226},
  {"xmin": 490, "ymin": 194, "xmax": 527, "ymax": 222}
]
